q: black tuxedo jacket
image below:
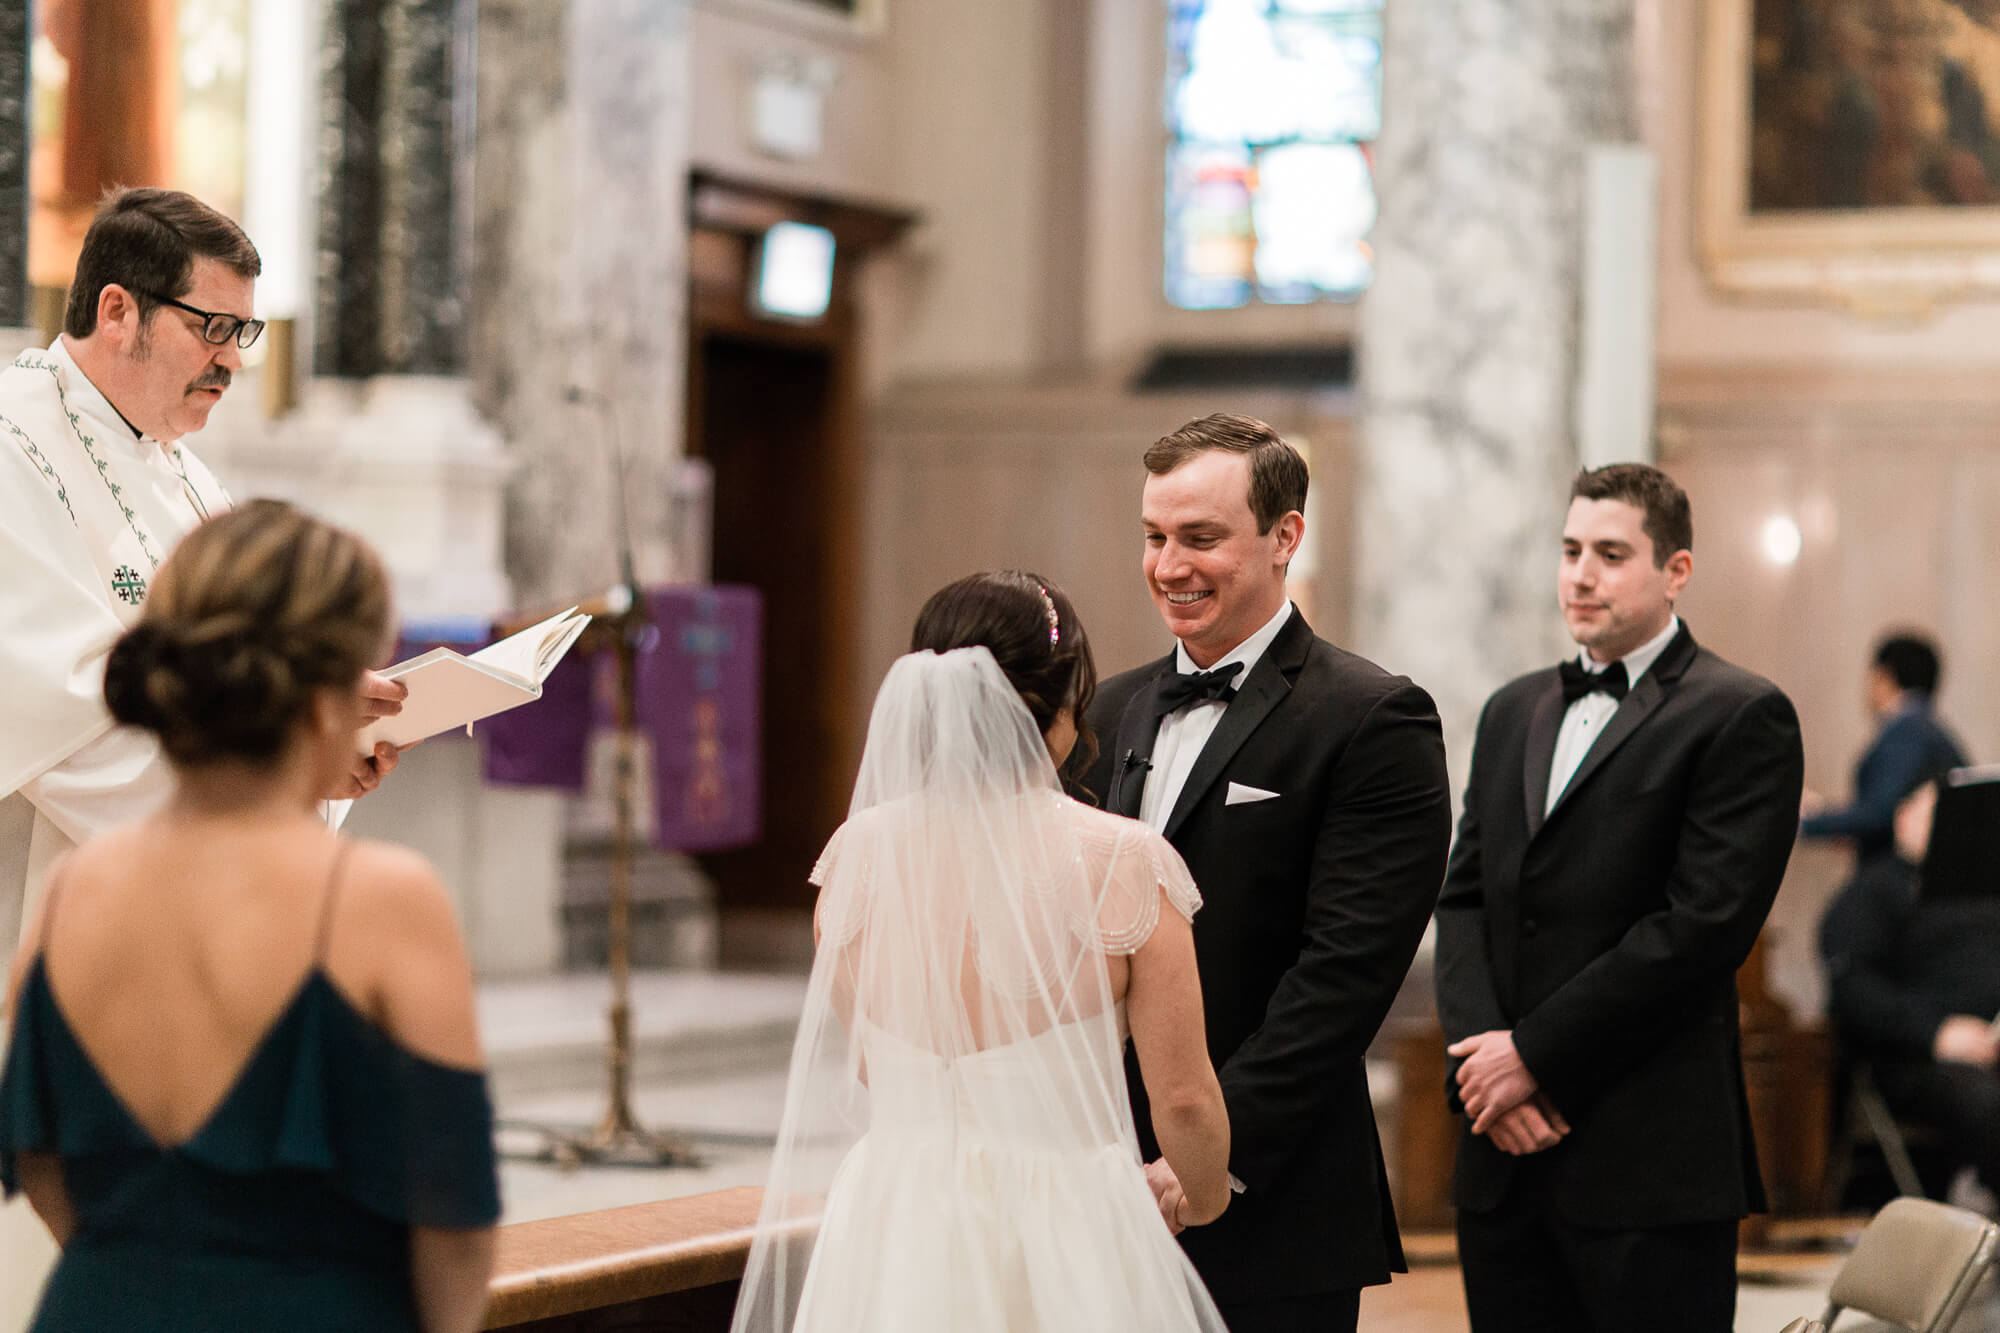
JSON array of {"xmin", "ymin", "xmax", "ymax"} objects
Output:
[
  {"xmin": 1076, "ymin": 608, "xmax": 1451, "ymax": 1302},
  {"xmin": 1434, "ymin": 624, "xmax": 1804, "ymax": 1229}
]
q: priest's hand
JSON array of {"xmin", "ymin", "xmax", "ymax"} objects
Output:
[
  {"xmin": 1449, "ymin": 1029, "xmax": 1540, "ymax": 1134},
  {"xmin": 360, "ymin": 669, "xmax": 408, "ymax": 724},
  {"xmin": 329, "ymin": 671, "xmax": 412, "ymax": 799},
  {"xmin": 331, "ymin": 740, "xmax": 409, "ymax": 799}
]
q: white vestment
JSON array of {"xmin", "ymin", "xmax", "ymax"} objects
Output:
[{"xmin": 0, "ymin": 339, "xmax": 231, "ymax": 949}]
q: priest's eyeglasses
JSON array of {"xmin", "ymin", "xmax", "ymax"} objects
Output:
[{"xmin": 145, "ymin": 293, "xmax": 266, "ymax": 349}]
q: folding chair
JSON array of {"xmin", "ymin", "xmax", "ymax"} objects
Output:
[
  {"xmin": 1821, "ymin": 1197, "xmax": 2000, "ymax": 1332},
  {"xmin": 1823, "ymin": 1060, "xmax": 1946, "ymax": 1208}
]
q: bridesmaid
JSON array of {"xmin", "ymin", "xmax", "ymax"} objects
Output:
[{"xmin": 2, "ymin": 499, "xmax": 499, "ymax": 1332}]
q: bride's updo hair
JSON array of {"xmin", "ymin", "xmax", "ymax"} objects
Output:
[
  {"xmin": 102, "ymin": 499, "xmax": 391, "ymax": 767},
  {"xmin": 910, "ymin": 571, "xmax": 1097, "ymax": 771}
]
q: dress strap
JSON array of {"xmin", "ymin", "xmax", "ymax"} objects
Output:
[
  {"xmin": 313, "ymin": 840, "xmax": 356, "ymax": 964},
  {"xmin": 36, "ymin": 862, "xmax": 69, "ymax": 954}
]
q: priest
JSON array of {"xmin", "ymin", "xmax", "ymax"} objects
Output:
[{"xmin": 0, "ymin": 188, "xmax": 406, "ymax": 948}]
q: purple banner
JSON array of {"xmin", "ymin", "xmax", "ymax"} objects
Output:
[
  {"xmin": 636, "ymin": 586, "xmax": 762, "ymax": 853},
  {"xmin": 478, "ymin": 649, "xmax": 594, "ymax": 790},
  {"xmin": 466, "ymin": 587, "xmax": 762, "ymax": 853}
]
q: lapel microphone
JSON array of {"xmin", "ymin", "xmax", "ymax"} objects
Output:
[{"xmin": 1120, "ymin": 750, "xmax": 1153, "ymax": 773}]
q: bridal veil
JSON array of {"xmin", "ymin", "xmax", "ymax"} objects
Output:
[{"xmin": 730, "ymin": 646, "xmax": 1227, "ymax": 1332}]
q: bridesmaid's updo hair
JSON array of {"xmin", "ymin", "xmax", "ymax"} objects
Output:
[
  {"xmin": 103, "ymin": 500, "xmax": 391, "ymax": 767},
  {"xmin": 910, "ymin": 571, "xmax": 1097, "ymax": 772}
]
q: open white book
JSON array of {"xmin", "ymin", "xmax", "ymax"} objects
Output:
[{"xmin": 362, "ymin": 607, "xmax": 592, "ymax": 749}]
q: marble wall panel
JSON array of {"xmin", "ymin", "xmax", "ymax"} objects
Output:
[
  {"xmin": 864, "ymin": 383, "xmax": 1356, "ymax": 736},
  {"xmin": 1661, "ymin": 371, "xmax": 2000, "ymax": 1017},
  {"xmin": 376, "ymin": 0, "xmax": 461, "ymax": 371},
  {"xmin": 317, "ymin": 0, "xmax": 385, "ymax": 376},
  {"xmin": 0, "ymin": 0, "xmax": 26, "ymax": 327},
  {"xmin": 316, "ymin": 0, "xmax": 463, "ymax": 376}
]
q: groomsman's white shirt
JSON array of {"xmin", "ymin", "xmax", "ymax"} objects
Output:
[
  {"xmin": 1546, "ymin": 614, "xmax": 1680, "ymax": 816},
  {"xmin": 1138, "ymin": 600, "xmax": 1295, "ymax": 832},
  {"xmin": 0, "ymin": 338, "xmax": 226, "ymax": 947}
]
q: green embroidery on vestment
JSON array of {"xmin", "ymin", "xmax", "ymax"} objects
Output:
[
  {"xmin": 15, "ymin": 352, "xmax": 163, "ymax": 571},
  {"xmin": 0, "ymin": 413, "xmax": 79, "ymax": 525},
  {"xmin": 111, "ymin": 565, "xmax": 147, "ymax": 605}
]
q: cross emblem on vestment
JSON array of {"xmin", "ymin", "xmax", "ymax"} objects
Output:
[{"xmin": 112, "ymin": 565, "xmax": 146, "ymax": 604}]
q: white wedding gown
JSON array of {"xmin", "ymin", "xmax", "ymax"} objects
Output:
[
  {"xmin": 731, "ymin": 649, "xmax": 1229, "ymax": 1333},
  {"xmin": 792, "ymin": 1012, "xmax": 1213, "ymax": 1331}
]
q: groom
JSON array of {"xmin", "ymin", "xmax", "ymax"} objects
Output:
[{"xmin": 1076, "ymin": 414, "xmax": 1451, "ymax": 1333}]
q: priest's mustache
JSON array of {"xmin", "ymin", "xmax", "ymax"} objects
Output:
[{"xmin": 191, "ymin": 369, "xmax": 231, "ymax": 391}]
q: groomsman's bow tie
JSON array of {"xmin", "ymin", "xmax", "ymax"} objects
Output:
[
  {"xmin": 1154, "ymin": 665, "xmax": 1240, "ymax": 716},
  {"xmin": 1559, "ymin": 658, "xmax": 1629, "ymax": 704}
]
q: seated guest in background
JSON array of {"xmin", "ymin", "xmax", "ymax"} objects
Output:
[
  {"xmin": 1801, "ymin": 632, "xmax": 1966, "ymax": 867},
  {"xmin": 0, "ymin": 500, "xmax": 499, "ymax": 1333},
  {"xmin": 1821, "ymin": 780, "xmax": 2000, "ymax": 1209}
]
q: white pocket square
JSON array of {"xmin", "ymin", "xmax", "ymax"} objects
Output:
[{"xmin": 1225, "ymin": 782, "xmax": 1280, "ymax": 806}]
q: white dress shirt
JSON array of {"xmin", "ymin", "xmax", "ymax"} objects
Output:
[
  {"xmin": 1138, "ymin": 600, "xmax": 1295, "ymax": 832},
  {"xmin": 1546, "ymin": 615, "xmax": 1680, "ymax": 816}
]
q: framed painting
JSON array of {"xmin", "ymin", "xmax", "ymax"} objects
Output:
[
  {"xmin": 1700, "ymin": 0, "xmax": 2000, "ymax": 315},
  {"xmin": 721, "ymin": 0, "xmax": 884, "ymax": 39}
]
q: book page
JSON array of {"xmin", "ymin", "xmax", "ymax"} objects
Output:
[
  {"xmin": 533, "ymin": 611, "xmax": 592, "ymax": 679},
  {"xmin": 469, "ymin": 607, "xmax": 589, "ymax": 684},
  {"xmin": 362, "ymin": 609, "xmax": 592, "ymax": 748}
]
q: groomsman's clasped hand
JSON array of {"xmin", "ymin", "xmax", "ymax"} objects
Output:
[{"xmin": 1449, "ymin": 1029, "xmax": 1570, "ymax": 1155}]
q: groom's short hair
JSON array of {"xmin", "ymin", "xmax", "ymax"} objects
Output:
[
  {"xmin": 1144, "ymin": 413, "xmax": 1308, "ymax": 535},
  {"xmin": 1570, "ymin": 463, "xmax": 1693, "ymax": 567}
]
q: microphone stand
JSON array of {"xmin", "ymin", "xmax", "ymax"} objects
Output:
[{"xmin": 500, "ymin": 388, "xmax": 696, "ymax": 1170}]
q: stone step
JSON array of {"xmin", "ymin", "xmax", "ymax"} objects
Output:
[{"xmin": 479, "ymin": 969, "xmax": 808, "ymax": 1104}]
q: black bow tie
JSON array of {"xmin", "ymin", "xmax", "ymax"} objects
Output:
[
  {"xmin": 1154, "ymin": 665, "xmax": 1240, "ymax": 717},
  {"xmin": 1559, "ymin": 658, "xmax": 1629, "ymax": 705}
]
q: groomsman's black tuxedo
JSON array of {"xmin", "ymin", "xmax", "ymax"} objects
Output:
[
  {"xmin": 1077, "ymin": 608, "xmax": 1452, "ymax": 1319},
  {"xmin": 1435, "ymin": 623, "xmax": 1803, "ymax": 1329}
]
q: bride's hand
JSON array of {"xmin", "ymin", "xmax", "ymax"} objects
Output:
[{"xmin": 1144, "ymin": 1158, "xmax": 1187, "ymax": 1235}]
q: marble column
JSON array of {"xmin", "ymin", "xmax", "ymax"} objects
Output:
[
  {"xmin": 475, "ymin": 0, "xmax": 691, "ymax": 608},
  {"xmin": 315, "ymin": 0, "xmax": 463, "ymax": 375},
  {"xmin": 0, "ymin": 0, "xmax": 23, "ymax": 327},
  {"xmin": 1355, "ymin": 0, "xmax": 1638, "ymax": 792}
]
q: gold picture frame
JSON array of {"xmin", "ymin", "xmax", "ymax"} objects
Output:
[
  {"xmin": 717, "ymin": 0, "xmax": 885, "ymax": 40},
  {"xmin": 1699, "ymin": 0, "xmax": 2000, "ymax": 317}
]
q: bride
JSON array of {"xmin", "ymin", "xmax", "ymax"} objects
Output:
[{"xmin": 731, "ymin": 571, "xmax": 1233, "ymax": 1333}]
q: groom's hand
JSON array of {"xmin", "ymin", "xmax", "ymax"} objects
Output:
[
  {"xmin": 1144, "ymin": 1158, "xmax": 1186, "ymax": 1235},
  {"xmin": 1448, "ymin": 1029, "xmax": 1539, "ymax": 1134}
]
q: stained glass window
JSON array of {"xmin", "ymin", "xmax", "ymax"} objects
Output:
[{"xmin": 1165, "ymin": 0, "xmax": 1383, "ymax": 310}]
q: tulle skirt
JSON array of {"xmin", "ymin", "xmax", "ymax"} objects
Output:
[{"xmin": 791, "ymin": 1130, "xmax": 1226, "ymax": 1333}]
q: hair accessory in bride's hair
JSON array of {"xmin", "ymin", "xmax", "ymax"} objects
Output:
[{"xmin": 1036, "ymin": 585, "xmax": 1060, "ymax": 647}]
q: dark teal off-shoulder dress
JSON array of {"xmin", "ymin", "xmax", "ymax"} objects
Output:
[{"xmin": 0, "ymin": 874, "xmax": 500, "ymax": 1331}]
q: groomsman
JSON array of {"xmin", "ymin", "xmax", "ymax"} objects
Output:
[
  {"xmin": 1435, "ymin": 464, "xmax": 1803, "ymax": 1333},
  {"xmin": 1078, "ymin": 414, "xmax": 1451, "ymax": 1333}
]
